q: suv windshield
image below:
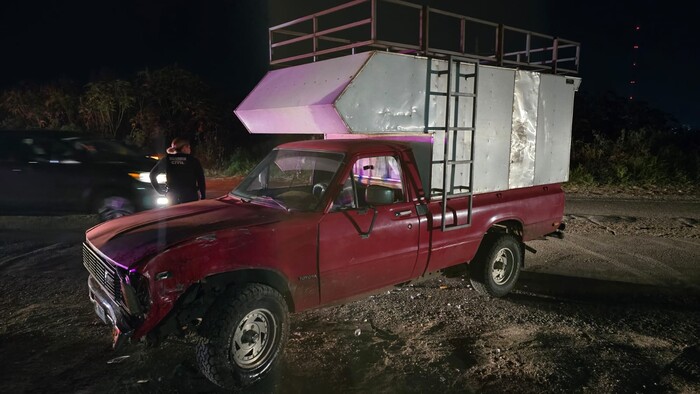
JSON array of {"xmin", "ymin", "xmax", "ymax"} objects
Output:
[
  {"xmin": 233, "ymin": 149, "xmax": 344, "ymax": 212},
  {"xmin": 65, "ymin": 137, "xmax": 149, "ymax": 159}
]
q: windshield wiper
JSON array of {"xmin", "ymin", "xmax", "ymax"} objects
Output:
[{"xmin": 230, "ymin": 191, "xmax": 251, "ymax": 202}]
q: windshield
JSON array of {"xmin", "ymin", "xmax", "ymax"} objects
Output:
[
  {"xmin": 69, "ymin": 138, "xmax": 148, "ymax": 158},
  {"xmin": 233, "ymin": 149, "xmax": 344, "ymax": 212}
]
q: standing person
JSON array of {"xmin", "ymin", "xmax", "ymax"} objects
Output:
[{"xmin": 150, "ymin": 137, "xmax": 206, "ymax": 205}]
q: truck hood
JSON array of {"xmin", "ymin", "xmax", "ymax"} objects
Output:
[{"xmin": 86, "ymin": 196, "xmax": 285, "ymax": 269}]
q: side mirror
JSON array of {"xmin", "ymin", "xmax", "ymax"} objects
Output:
[{"xmin": 365, "ymin": 185, "xmax": 394, "ymax": 206}]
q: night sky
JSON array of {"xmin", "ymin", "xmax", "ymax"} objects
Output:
[{"xmin": 1, "ymin": 0, "xmax": 698, "ymax": 128}]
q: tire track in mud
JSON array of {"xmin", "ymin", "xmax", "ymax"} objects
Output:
[
  {"xmin": 645, "ymin": 237, "xmax": 700, "ymax": 250},
  {"xmin": 560, "ymin": 234, "xmax": 662, "ymax": 285},
  {"xmin": 565, "ymin": 213, "xmax": 700, "ymax": 239},
  {"xmin": 563, "ymin": 232, "xmax": 699, "ymax": 289},
  {"xmin": 558, "ymin": 211, "xmax": 700, "ymax": 289},
  {"xmin": 666, "ymin": 237, "xmax": 700, "ymax": 248},
  {"xmin": 0, "ymin": 243, "xmax": 64, "ymax": 272}
]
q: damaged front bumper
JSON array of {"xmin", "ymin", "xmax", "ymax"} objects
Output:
[{"xmin": 87, "ymin": 275, "xmax": 133, "ymax": 349}]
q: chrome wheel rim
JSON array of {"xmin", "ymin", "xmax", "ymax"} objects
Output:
[
  {"xmin": 232, "ymin": 308, "xmax": 276, "ymax": 369},
  {"xmin": 491, "ymin": 247, "xmax": 515, "ymax": 285}
]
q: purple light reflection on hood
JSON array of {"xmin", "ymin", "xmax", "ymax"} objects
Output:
[{"xmin": 86, "ymin": 197, "xmax": 285, "ymax": 269}]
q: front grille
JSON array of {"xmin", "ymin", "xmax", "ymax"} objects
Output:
[{"xmin": 83, "ymin": 243, "xmax": 122, "ymax": 303}]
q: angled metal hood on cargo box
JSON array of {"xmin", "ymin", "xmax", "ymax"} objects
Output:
[{"xmin": 234, "ymin": 51, "xmax": 434, "ymax": 134}]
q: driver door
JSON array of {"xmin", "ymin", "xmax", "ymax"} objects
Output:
[{"xmin": 318, "ymin": 155, "xmax": 420, "ymax": 303}]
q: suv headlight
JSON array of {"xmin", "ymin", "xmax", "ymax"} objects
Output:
[
  {"xmin": 120, "ymin": 271, "xmax": 150, "ymax": 316},
  {"xmin": 129, "ymin": 172, "xmax": 166, "ymax": 184}
]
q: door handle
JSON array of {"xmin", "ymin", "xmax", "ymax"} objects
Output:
[{"xmin": 394, "ymin": 210, "xmax": 411, "ymax": 217}]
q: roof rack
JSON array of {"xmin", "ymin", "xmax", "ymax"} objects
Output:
[{"xmin": 269, "ymin": 0, "xmax": 580, "ymax": 75}]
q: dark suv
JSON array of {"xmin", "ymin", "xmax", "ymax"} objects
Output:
[{"xmin": 0, "ymin": 129, "xmax": 166, "ymax": 220}]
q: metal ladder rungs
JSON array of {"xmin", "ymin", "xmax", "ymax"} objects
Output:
[
  {"xmin": 446, "ymin": 126, "xmax": 474, "ymax": 131},
  {"xmin": 447, "ymin": 159, "xmax": 472, "ymax": 165},
  {"xmin": 447, "ymin": 191, "xmax": 472, "ymax": 197},
  {"xmin": 433, "ymin": 71, "xmax": 476, "ymax": 78},
  {"xmin": 450, "ymin": 92, "xmax": 476, "ymax": 98},
  {"xmin": 428, "ymin": 92, "xmax": 476, "ymax": 98},
  {"xmin": 426, "ymin": 55, "xmax": 478, "ymax": 232},
  {"xmin": 442, "ymin": 223, "xmax": 472, "ymax": 231}
]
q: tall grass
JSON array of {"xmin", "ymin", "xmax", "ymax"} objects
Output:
[{"xmin": 203, "ymin": 146, "xmax": 262, "ymax": 178}]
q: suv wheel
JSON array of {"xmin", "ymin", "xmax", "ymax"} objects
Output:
[
  {"xmin": 96, "ymin": 196, "xmax": 135, "ymax": 221},
  {"xmin": 197, "ymin": 284, "xmax": 289, "ymax": 390}
]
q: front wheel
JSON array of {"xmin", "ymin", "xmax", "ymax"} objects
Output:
[
  {"xmin": 95, "ymin": 195, "xmax": 135, "ymax": 221},
  {"xmin": 469, "ymin": 233, "xmax": 523, "ymax": 297},
  {"xmin": 196, "ymin": 284, "xmax": 289, "ymax": 390}
]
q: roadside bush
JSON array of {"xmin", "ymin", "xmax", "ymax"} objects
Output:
[
  {"xmin": 221, "ymin": 147, "xmax": 262, "ymax": 177},
  {"xmin": 196, "ymin": 129, "xmax": 228, "ymax": 171},
  {"xmin": 1, "ymin": 81, "xmax": 81, "ymax": 130},
  {"xmin": 570, "ymin": 127, "xmax": 699, "ymax": 186},
  {"xmin": 80, "ymin": 80, "xmax": 135, "ymax": 138},
  {"xmin": 568, "ymin": 164, "xmax": 596, "ymax": 185}
]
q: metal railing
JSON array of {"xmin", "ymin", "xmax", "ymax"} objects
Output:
[{"xmin": 269, "ymin": 0, "xmax": 580, "ymax": 75}]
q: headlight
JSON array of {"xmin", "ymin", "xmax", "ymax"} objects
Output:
[
  {"xmin": 121, "ymin": 271, "xmax": 150, "ymax": 316},
  {"xmin": 129, "ymin": 172, "xmax": 166, "ymax": 184}
]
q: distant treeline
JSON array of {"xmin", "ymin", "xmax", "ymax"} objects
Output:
[
  {"xmin": 1, "ymin": 66, "xmax": 698, "ymax": 184},
  {"xmin": 0, "ymin": 65, "xmax": 268, "ymax": 173},
  {"xmin": 571, "ymin": 92, "xmax": 699, "ymax": 186}
]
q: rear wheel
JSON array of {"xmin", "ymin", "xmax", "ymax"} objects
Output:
[
  {"xmin": 196, "ymin": 284, "xmax": 289, "ymax": 390},
  {"xmin": 469, "ymin": 233, "xmax": 522, "ymax": 297},
  {"xmin": 96, "ymin": 195, "xmax": 135, "ymax": 221}
]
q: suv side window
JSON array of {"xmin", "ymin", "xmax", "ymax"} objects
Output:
[
  {"xmin": 19, "ymin": 137, "xmax": 78, "ymax": 163},
  {"xmin": 332, "ymin": 155, "xmax": 404, "ymax": 211}
]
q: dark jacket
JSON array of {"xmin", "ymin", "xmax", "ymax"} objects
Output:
[{"xmin": 150, "ymin": 153, "xmax": 206, "ymax": 204}]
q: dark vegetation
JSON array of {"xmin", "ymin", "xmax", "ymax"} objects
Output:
[
  {"xmin": 0, "ymin": 65, "xmax": 287, "ymax": 176},
  {"xmin": 571, "ymin": 92, "xmax": 700, "ymax": 188},
  {"xmin": 1, "ymin": 66, "xmax": 698, "ymax": 186}
]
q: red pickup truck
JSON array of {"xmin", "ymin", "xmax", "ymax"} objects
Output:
[{"xmin": 84, "ymin": 138, "xmax": 565, "ymax": 389}]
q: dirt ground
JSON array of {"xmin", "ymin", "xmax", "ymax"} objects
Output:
[{"xmin": 1, "ymin": 182, "xmax": 699, "ymax": 393}]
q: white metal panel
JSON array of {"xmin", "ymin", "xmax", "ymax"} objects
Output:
[
  {"xmin": 473, "ymin": 66, "xmax": 515, "ymax": 193},
  {"xmin": 509, "ymin": 70, "xmax": 540, "ymax": 189},
  {"xmin": 534, "ymin": 74, "xmax": 580, "ymax": 184},
  {"xmin": 235, "ymin": 106, "xmax": 348, "ymax": 135},
  {"xmin": 235, "ymin": 52, "xmax": 372, "ymax": 134},
  {"xmin": 336, "ymin": 52, "xmax": 428, "ymax": 133}
]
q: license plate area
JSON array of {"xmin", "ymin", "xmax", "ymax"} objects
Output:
[{"xmin": 94, "ymin": 302, "xmax": 108, "ymax": 324}]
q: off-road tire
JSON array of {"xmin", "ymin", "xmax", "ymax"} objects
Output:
[
  {"xmin": 95, "ymin": 195, "xmax": 135, "ymax": 221},
  {"xmin": 469, "ymin": 233, "xmax": 523, "ymax": 297},
  {"xmin": 196, "ymin": 283, "xmax": 289, "ymax": 390}
]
